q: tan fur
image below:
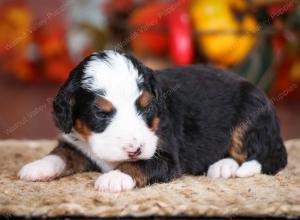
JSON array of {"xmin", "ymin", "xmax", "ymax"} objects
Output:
[
  {"xmin": 229, "ymin": 124, "xmax": 248, "ymax": 164},
  {"xmin": 117, "ymin": 163, "xmax": 147, "ymax": 187},
  {"xmin": 74, "ymin": 119, "xmax": 91, "ymax": 141},
  {"xmin": 138, "ymin": 90, "xmax": 151, "ymax": 108},
  {"xmin": 96, "ymin": 97, "xmax": 113, "ymax": 112},
  {"xmin": 50, "ymin": 145, "xmax": 92, "ymax": 176},
  {"xmin": 151, "ymin": 117, "xmax": 160, "ymax": 132}
]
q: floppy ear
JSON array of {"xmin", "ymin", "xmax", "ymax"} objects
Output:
[{"xmin": 53, "ymin": 73, "xmax": 79, "ymax": 133}]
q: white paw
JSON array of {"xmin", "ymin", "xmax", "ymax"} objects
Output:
[
  {"xmin": 95, "ymin": 170, "xmax": 135, "ymax": 192},
  {"xmin": 235, "ymin": 160, "xmax": 262, "ymax": 178},
  {"xmin": 18, "ymin": 155, "xmax": 65, "ymax": 181},
  {"xmin": 207, "ymin": 158, "xmax": 239, "ymax": 179}
]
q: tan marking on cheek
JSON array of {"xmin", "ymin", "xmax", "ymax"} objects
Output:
[
  {"xmin": 74, "ymin": 119, "xmax": 91, "ymax": 141},
  {"xmin": 151, "ymin": 117, "xmax": 160, "ymax": 132},
  {"xmin": 138, "ymin": 90, "xmax": 151, "ymax": 108},
  {"xmin": 229, "ymin": 124, "xmax": 248, "ymax": 164},
  {"xmin": 96, "ymin": 97, "xmax": 113, "ymax": 112},
  {"xmin": 117, "ymin": 163, "xmax": 147, "ymax": 187}
]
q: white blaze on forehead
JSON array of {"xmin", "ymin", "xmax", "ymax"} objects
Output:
[{"xmin": 82, "ymin": 51, "xmax": 143, "ymax": 104}]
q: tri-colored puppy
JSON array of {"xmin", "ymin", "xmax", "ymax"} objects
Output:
[{"xmin": 18, "ymin": 51, "xmax": 287, "ymax": 192}]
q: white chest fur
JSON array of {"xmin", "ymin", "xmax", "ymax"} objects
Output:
[{"xmin": 61, "ymin": 133, "xmax": 117, "ymax": 172}]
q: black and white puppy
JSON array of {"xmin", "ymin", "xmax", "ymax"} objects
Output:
[{"xmin": 18, "ymin": 50, "xmax": 287, "ymax": 192}]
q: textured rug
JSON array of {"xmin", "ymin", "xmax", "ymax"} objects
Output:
[{"xmin": 0, "ymin": 139, "xmax": 299, "ymax": 218}]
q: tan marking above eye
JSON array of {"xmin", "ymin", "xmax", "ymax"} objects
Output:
[
  {"xmin": 96, "ymin": 97, "xmax": 113, "ymax": 112},
  {"xmin": 138, "ymin": 90, "xmax": 152, "ymax": 108},
  {"xmin": 74, "ymin": 119, "xmax": 91, "ymax": 141},
  {"xmin": 151, "ymin": 117, "xmax": 160, "ymax": 132}
]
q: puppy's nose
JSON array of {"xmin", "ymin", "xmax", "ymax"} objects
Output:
[{"xmin": 123, "ymin": 144, "xmax": 142, "ymax": 158}]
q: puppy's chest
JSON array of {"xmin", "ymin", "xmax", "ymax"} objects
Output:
[{"xmin": 61, "ymin": 134, "xmax": 117, "ymax": 172}]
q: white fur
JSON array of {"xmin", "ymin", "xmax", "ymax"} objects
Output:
[
  {"xmin": 95, "ymin": 170, "xmax": 135, "ymax": 192},
  {"xmin": 82, "ymin": 50, "xmax": 144, "ymax": 95},
  {"xmin": 207, "ymin": 158, "xmax": 239, "ymax": 179},
  {"xmin": 18, "ymin": 155, "xmax": 65, "ymax": 181},
  {"xmin": 235, "ymin": 160, "xmax": 262, "ymax": 177},
  {"xmin": 207, "ymin": 158, "xmax": 262, "ymax": 179},
  {"xmin": 80, "ymin": 51, "xmax": 158, "ymax": 162},
  {"xmin": 62, "ymin": 134, "xmax": 117, "ymax": 172}
]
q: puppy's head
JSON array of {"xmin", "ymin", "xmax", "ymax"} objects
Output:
[{"xmin": 53, "ymin": 51, "xmax": 161, "ymax": 162}]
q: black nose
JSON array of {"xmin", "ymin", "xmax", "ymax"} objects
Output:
[{"xmin": 128, "ymin": 147, "xmax": 141, "ymax": 158}]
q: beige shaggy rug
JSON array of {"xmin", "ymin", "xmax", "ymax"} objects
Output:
[{"xmin": 0, "ymin": 139, "xmax": 299, "ymax": 218}]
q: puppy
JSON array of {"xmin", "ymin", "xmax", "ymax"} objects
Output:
[{"xmin": 18, "ymin": 50, "xmax": 287, "ymax": 192}]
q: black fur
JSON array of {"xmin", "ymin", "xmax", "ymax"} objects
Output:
[
  {"xmin": 152, "ymin": 65, "xmax": 287, "ymax": 178},
  {"xmin": 53, "ymin": 52, "xmax": 287, "ymax": 185}
]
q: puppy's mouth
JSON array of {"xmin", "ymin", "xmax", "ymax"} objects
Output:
[
  {"xmin": 127, "ymin": 147, "xmax": 142, "ymax": 159},
  {"xmin": 125, "ymin": 155, "xmax": 141, "ymax": 162}
]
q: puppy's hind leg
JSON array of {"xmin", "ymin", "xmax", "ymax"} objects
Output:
[
  {"xmin": 240, "ymin": 117, "xmax": 287, "ymax": 175},
  {"xmin": 228, "ymin": 107, "xmax": 287, "ymax": 176},
  {"xmin": 208, "ymin": 82, "xmax": 287, "ymax": 179}
]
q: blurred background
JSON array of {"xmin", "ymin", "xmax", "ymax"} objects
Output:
[{"xmin": 0, "ymin": 0, "xmax": 299, "ymax": 140}]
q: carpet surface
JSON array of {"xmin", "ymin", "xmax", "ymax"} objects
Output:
[{"xmin": 0, "ymin": 139, "xmax": 299, "ymax": 218}]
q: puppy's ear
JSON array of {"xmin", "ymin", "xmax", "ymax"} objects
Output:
[
  {"xmin": 53, "ymin": 73, "xmax": 79, "ymax": 133},
  {"xmin": 150, "ymin": 76, "xmax": 161, "ymax": 100}
]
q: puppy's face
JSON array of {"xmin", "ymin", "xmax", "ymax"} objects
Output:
[{"xmin": 53, "ymin": 51, "xmax": 160, "ymax": 162}]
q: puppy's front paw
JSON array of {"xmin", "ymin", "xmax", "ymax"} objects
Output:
[
  {"xmin": 18, "ymin": 155, "xmax": 65, "ymax": 181},
  {"xmin": 207, "ymin": 158, "xmax": 239, "ymax": 179},
  {"xmin": 95, "ymin": 170, "xmax": 135, "ymax": 192}
]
